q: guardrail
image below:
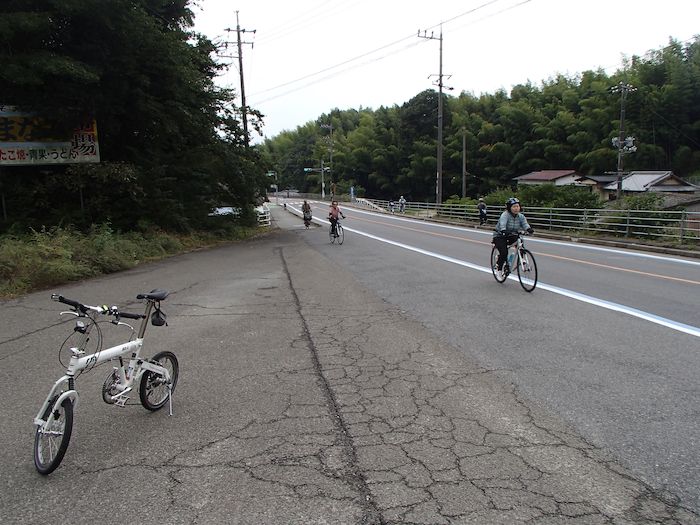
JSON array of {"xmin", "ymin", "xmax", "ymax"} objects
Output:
[
  {"xmin": 210, "ymin": 204, "xmax": 271, "ymax": 227},
  {"xmin": 355, "ymin": 198, "xmax": 700, "ymax": 244},
  {"xmin": 256, "ymin": 204, "xmax": 271, "ymax": 227}
]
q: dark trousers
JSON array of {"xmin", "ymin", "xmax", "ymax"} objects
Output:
[
  {"xmin": 493, "ymin": 234, "xmax": 518, "ymax": 269},
  {"xmin": 329, "ymin": 217, "xmax": 338, "ymax": 234},
  {"xmin": 479, "ymin": 210, "xmax": 487, "ymax": 224}
]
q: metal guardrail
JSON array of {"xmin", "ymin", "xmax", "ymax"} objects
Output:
[
  {"xmin": 256, "ymin": 204, "xmax": 271, "ymax": 227},
  {"xmin": 355, "ymin": 198, "xmax": 700, "ymax": 244},
  {"xmin": 209, "ymin": 204, "xmax": 271, "ymax": 227}
]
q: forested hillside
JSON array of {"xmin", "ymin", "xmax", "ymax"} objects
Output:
[{"xmin": 261, "ymin": 37, "xmax": 700, "ymax": 202}]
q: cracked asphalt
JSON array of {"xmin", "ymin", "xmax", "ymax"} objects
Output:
[{"xmin": 0, "ymin": 207, "xmax": 697, "ymax": 524}]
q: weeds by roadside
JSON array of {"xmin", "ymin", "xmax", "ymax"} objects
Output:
[{"xmin": 0, "ymin": 223, "xmax": 261, "ymax": 298}]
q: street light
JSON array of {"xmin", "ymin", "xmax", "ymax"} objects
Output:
[
  {"xmin": 266, "ymin": 171, "xmax": 278, "ymax": 204},
  {"xmin": 303, "ymin": 163, "xmax": 330, "ymax": 199},
  {"xmin": 320, "ymin": 123, "xmax": 333, "ymax": 198}
]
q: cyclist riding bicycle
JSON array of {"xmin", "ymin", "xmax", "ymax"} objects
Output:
[
  {"xmin": 492, "ymin": 197, "xmax": 534, "ymax": 278},
  {"xmin": 328, "ymin": 200, "xmax": 345, "ymax": 235}
]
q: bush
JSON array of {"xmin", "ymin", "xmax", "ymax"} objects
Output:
[
  {"xmin": 611, "ymin": 193, "xmax": 665, "ymax": 211},
  {"xmin": 0, "ymin": 223, "xmax": 261, "ymax": 297}
]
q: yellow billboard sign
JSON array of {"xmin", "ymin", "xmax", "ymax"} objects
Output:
[{"xmin": 0, "ymin": 106, "xmax": 100, "ymax": 165}]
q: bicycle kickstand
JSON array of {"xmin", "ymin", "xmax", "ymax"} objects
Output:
[{"xmin": 167, "ymin": 384, "xmax": 174, "ymax": 416}]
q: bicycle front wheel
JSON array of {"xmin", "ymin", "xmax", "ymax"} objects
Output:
[
  {"xmin": 337, "ymin": 224, "xmax": 344, "ymax": 245},
  {"xmin": 329, "ymin": 225, "xmax": 336, "ymax": 244},
  {"xmin": 140, "ymin": 351, "xmax": 179, "ymax": 411},
  {"xmin": 517, "ymin": 248, "xmax": 538, "ymax": 292},
  {"xmin": 490, "ymin": 246, "xmax": 506, "ymax": 283},
  {"xmin": 34, "ymin": 396, "xmax": 74, "ymax": 475}
]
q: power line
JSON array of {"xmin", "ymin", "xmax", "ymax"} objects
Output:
[
  {"xmin": 250, "ymin": 39, "xmax": 427, "ymax": 106},
  {"xmin": 250, "ymin": 34, "xmax": 422, "ymax": 99},
  {"xmin": 249, "ymin": 0, "xmax": 516, "ymax": 101},
  {"xmin": 256, "ymin": 0, "xmax": 366, "ymax": 45}
]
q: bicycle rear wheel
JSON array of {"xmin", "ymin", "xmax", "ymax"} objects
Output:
[
  {"xmin": 516, "ymin": 249, "xmax": 538, "ymax": 292},
  {"xmin": 337, "ymin": 224, "xmax": 344, "ymax": 245},
  {"xmin": 34, "ymin": 396, "xmax": 74, "ymax": 475},
  {"xmin": 490, "ymin": 246, "xmax": 506, "ymax": 283},
  {"xmin": 140, "ymin": 351, "xmax": 179, "ymax": 411},
  {"xmin": 329, "ymin": 225, "xmax": 336, "ymax": 244}
]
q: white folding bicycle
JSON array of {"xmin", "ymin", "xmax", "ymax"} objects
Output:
[{"xmin": 33, "ymin": 289, "xmax": 179, "ymax": 475}]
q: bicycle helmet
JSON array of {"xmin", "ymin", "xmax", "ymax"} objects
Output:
[{"xmin": 505, "ymin": 197, "xmax": 520, "ymax": 210}]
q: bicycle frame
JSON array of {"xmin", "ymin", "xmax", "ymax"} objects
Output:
[
  {"xmin": 512, "ymin": 236, "xmax": 525, "ymax": 269},
  {"xmin": 34, "ymin": 300, "xmax": 172, "ymax": 428}
]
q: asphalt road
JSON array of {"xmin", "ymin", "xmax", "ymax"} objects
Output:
[
  {"xmin": 0, "ymin": 202, "xmax": 698, "ymax": 524},
  {"xmin": 288, "ymin": 199, "xmax": 700, "ymax": 515}
]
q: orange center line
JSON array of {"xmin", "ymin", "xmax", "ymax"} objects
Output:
[{"xmin": 348, "ymin": 215, "xmax": 700, "ymax": 286}]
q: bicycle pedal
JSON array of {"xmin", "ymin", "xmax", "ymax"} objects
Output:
[{"xmin": 114, "ymin": 395, "xmax": 129, "ymax": 407}]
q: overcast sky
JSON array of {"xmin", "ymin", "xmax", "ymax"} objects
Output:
[{"xmin": 192, "ymin": 0, "xmax": 700, "ymax": 142}]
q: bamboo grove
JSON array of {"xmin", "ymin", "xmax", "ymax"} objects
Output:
[{"xmin": 261, "ymin": 37, "xmax": 700, "ymax": 202}]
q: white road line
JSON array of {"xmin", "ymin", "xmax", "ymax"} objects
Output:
[
  {"xmin": 345, "ymin": 206, "xmax": 700, "ymax": 267},
  {"xmin": 284, "ymin": 204, "xmax": 700, "ymax": 339}
]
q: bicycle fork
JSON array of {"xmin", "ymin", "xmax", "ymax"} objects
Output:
[{"xmin": 34, "ymin": 376, "xmax": 79, "ymax": 428}]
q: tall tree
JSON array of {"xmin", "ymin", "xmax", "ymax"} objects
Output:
[{"xmin": 0, "ymin": 0, "xmax": 263, "ymax": 231}]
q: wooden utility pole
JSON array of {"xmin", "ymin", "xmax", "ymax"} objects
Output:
[
  {"xmin": 461, "ymin": 127, "xmax": 467, "ymax": 199},
  {"xmin": 611, "ymin": 82, "xmax": 637, "ymax": 200},
  {"xmin": 225, "ymin": 12, "xmax": 255, "ymax": 146},
  {"xmin": 418, "ymin": 26, "xmax": 448, "ymax": 205}
]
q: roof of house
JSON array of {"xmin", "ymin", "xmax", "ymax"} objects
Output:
[
  {"xmin": 660, "ymin": 191, "xmax": 700, "ymax": 209},
  {"xmin": 602, "ymin": 171, "xmax": 697, "ymax": 192},
  {"xmin": 578, "ymin": 174, "xmax": 618, "ymax": 183},
  {"xmin": 514, "ymin": 170, "xmax": 578, "ymax": 181}
]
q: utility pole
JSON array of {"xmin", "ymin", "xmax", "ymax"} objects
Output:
[
  {"xmin": 225, "ymin": 12, "xmax": 255, "ymax": 147},
  {"xmin": 418, "ymin": 26, "xmax": 450, "ymax": 205},
  {"xmin": 610, "ymin": 81, "xmax": 637, "ymax": 200},
  {"xmin": 320, "ymin": 122, "xmax": 333, "ymax": 192},
  {"xmin": 461, "ymin": 127, "xmax": 467, "ymax": 199}
]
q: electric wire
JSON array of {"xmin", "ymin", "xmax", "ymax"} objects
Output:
[
  {"xmin": 251, "ymin": 39, "xmax": 428, "ymax": 106},
  {"xmin": 249, "ymin": 0, "xmax": 522, "ymax": 104},
  {"xmin": 256, "ymin": 0, "xmax": 366, "ymax": 45}
]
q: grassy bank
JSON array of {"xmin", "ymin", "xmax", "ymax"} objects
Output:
[{"xmin": 0, "ymin": 223, "xmax": 262, "ymax": 298}]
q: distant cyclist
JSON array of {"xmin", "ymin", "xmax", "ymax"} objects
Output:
[
  {"xmin": 398, "ymin": 196, "xmax": 406, "ymax": 213},
  {"xmin": 492, "ymin": 197, "xmax": 534, "ymax": 278},
  {"xmin": 477, "ymin": 198, "xmax": 488, "ymax": 225},
  {"xmin": 302, "ymin": 200, "xmax": 312, "ymax": 228},
  {"xmin": 328, "ymin": 200, "xmax": 345, "ymax": 236}
]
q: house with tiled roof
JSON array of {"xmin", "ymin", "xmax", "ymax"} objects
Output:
[
  {"xmin": 514, "ymin": 170, "xmax": 589, "ymax": 187},
  {"xmin": 601, "ymin": 171, "xmax": 697, "ymax": 199}
]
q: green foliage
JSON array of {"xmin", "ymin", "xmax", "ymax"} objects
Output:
[
  {"xmin": 261, "ymin": 37, "xmax": 700, "ymax": 205},
  {"xmin": 518, "ymin": 184, "xmax": 603, "ymax": 209},
  {"xmin": 0, "ymin": 0, "xmax": 264, "ymax": 233},
  {"xmin": 0, "ymin": 223, "xmax": 260, "ymax": 297},
  {"xmin": 612, "ymin": 192, "xmax": 666, "ymax": 210}
]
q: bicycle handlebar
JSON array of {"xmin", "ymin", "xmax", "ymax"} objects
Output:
[
  {"xmin": 52, "ymin": 294, "xmax": 144, "ymax": 319},
  {"xmin": 52, "ymin": 294, "xmax": 87, "ymax": 313},
  {"xmin": 496, "ymin": 230, "xmax": 532, "ymax": 236}
]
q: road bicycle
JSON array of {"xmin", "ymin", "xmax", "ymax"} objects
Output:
[
  {"xmin": 490, "ymin": 232, "xmax": 538, "ymax": 292},
  {"xmin": 33, "ymin": 289, "xmax": 179, "ymax": 475},
  {"xmin": 329, "ymin": 220, "xmax": 344, "ymax": 244}
]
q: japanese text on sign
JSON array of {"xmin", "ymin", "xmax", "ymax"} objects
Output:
[{"xmin": 0, "ymin": 106, "xmax": 100, "ymax": 165}]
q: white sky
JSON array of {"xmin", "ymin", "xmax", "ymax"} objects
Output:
[{"xmin": 192, "ymin": 0, "xmax": 700, "ymax": 141}]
